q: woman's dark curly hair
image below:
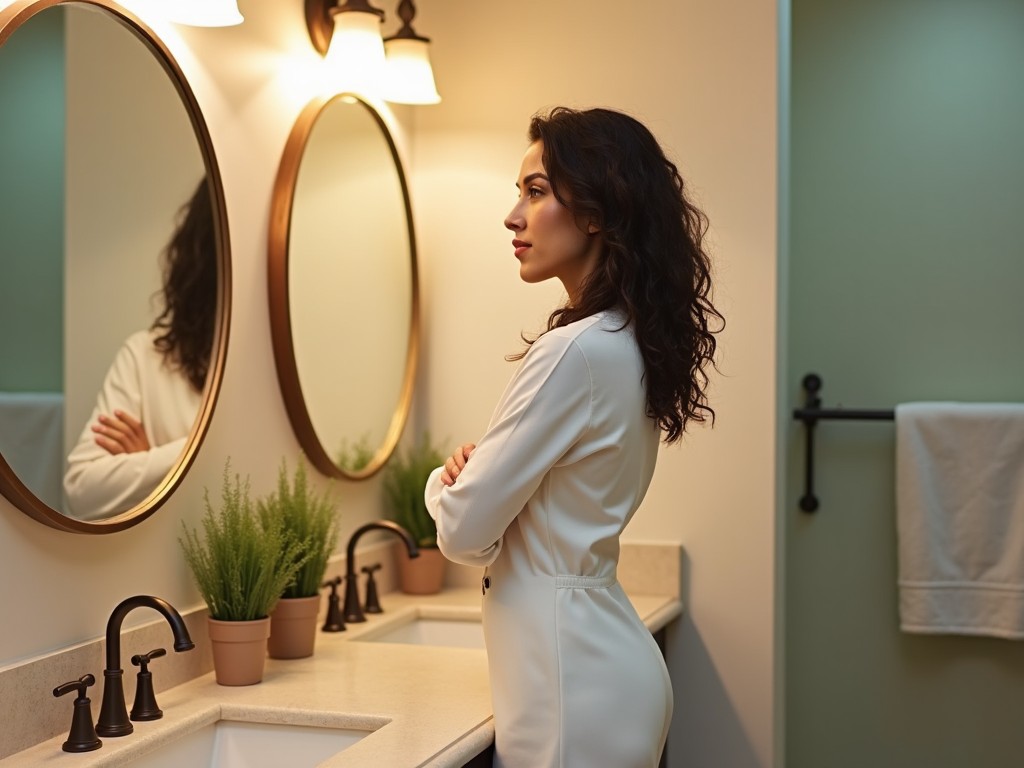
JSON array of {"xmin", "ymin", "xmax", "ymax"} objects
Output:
[
  {"xmin": 519, "ymin": 107, "xmax": 723, "ymax": 443},
  {"xmin": 150, "ymin": 177, "xmax": 217, "ymax": 392}
]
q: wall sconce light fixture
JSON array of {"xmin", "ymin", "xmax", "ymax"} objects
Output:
[
  {"xmin": 306, "ymin": 0, "xmax": 440, "ymax": 104},
  {"xmin": 383, "ymin": 0, "xmax": 440, "ymax": 104},
  {"xmin": 306, "ymin": 0, "xmax": 387, "ymax": 94}
]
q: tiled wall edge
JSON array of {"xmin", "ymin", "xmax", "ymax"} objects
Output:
[{"xmin": 618, "ymin": 540, "xmax": 683, "ymax": 599}]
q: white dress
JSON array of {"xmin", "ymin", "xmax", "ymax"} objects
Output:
[
  {"xmin": 63, "ymin": 329, "xmax": 201, "ymax": 520},
  {"xmin": 425, "ymin": 310, "xmax": 672, "ymax": 768}
]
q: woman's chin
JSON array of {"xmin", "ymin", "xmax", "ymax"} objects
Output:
[{"xmin": 518, "ymin": 266, "xmax": 545, "ymax": 285}]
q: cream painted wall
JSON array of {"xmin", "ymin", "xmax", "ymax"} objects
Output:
[
  {"xmin": 0, "ymin": 2, "xmax": 778, "ymax": 767},
  {"xmin": 412, "ymin": 2, "xmax": 778, "ymax": 766}
]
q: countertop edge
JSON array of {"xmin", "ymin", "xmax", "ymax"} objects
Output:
[{"xmin": 1, "ymin": 589, "xmax": 682, "ymax": 767}]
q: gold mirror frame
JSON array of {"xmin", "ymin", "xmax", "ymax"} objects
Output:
[
  {"xmin": 268, "ymin": 94, "xmax": 419, "ymax": 481},
  {"xmin": 0, "ymin": 0, "xmax": 231, "ymax": 533}
]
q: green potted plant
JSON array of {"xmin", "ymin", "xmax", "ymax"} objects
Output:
[
  {"xmin": 259, "ymin": 459, "xmax": 339, "ymax": 659},
  {"xmin": 384, "ymin": 433, "xmax": 447, "ymax": 594},
  {"xmin": 179, "ymin": 461, "xmax": 309, "ymax": 685}
]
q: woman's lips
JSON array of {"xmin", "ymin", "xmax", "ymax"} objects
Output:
[{"xmin": 512, "ymin": 239, "xmax": 530, "ymax": 258}]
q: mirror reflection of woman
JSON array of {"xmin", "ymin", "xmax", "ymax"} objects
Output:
[
  {"xmin": 425, "ymin": 107, "xmax": 723, "ymax": 767},
  {"xmin": 63, "ymin": 178, "xmax": 215, "ymax": 520}
]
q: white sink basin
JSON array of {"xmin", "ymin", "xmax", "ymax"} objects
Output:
[
  {"xmin": 124, "ymin": 720, "xmax": 370, "ymax": 767},
  {"xmin": 354, "ymin": 615, "xmax": 485, "ymax": 649}
]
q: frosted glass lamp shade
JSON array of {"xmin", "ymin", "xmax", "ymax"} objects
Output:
[
  {"xmin": 384, "ymin": 37, "xmax": 440, "ymax": 105},
  {"xmin": 158, "ymin": 0, "xmax": 244, "ymax": 27},
  {"xmin": 324, "ymin": 10, "xmax": 387, "ymax": 93}
]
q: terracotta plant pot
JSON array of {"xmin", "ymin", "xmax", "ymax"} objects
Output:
[
  {"xmin": 207, "ymin": 616, "xmax": 270, "ymax": 686},
  {"xmin": 268, "ymin": 594, "xmax": 321, "ymax": 659},
  {"xmin": 397, "ymin": 544, "xmax": 446, "ymax": 595}
]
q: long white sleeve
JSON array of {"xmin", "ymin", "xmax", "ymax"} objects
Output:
[{"xmin": 424, "ymin": 329, "xmax": 593, "ymax": 566}]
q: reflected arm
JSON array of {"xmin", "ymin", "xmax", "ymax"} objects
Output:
[{"xmin": 63, "ymin": 331, "xmax": 199, "ymax": 520}]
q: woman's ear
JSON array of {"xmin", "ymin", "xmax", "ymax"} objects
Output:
[{"xmin": 586, "ymin": 220, "xmax": 600, "ymax": 235}]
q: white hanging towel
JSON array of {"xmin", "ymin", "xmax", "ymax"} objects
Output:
[{"xmin": 896, "ymin": 402, "xmax": 1024, "ymax": 639}]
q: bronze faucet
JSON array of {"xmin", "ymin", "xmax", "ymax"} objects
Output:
[
  {"xmin": 95, "ymin": 595, "xmax": 194, "ymax": 737},
  {"xmin": 344, "ymin": 521, "xmax": 419, "ymax": 623}
]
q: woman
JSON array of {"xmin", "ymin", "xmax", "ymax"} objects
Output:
[
  {"xmin": 424, "ymin": 107, "xmax": 722, "ymax": 767},
  {"xmin": 63, "ymin": 178, "xmax": 216, "ymax": 520}
]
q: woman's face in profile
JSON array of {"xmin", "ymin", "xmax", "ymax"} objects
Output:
[{"xmin": 503, "ymin": 141, "xmax": 601, "ymax": 299}]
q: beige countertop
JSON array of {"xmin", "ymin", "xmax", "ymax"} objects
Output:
[{"xmin": 4, "ymin": 587, "xmax": 680, "ymax": 768}]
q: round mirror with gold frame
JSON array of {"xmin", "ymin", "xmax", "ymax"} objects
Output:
[
  {"xmin": 0, "ymin": 0, "xmax": 231, "ymax": 533},
  {"xmin": 269, "ymin": 94, "xmax": 418, "ymax": 480}
]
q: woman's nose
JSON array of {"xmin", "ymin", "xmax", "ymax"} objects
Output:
[{"xmin": 504, "ymin": 205, "xmax": 523, "ymax": 232}]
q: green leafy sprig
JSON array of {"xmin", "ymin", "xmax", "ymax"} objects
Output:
[
  {"xmin": 258, "ymin": 459, "xmax": 339, "ymax": 599},
  {"xmin": 179, "ymin": 461, "xmax": 310, "ymax": 621},
  {"xmin": 336, "ymin": 435, "xmax": 374, "ymax": 473}
]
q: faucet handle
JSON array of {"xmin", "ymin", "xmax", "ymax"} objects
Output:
[
  {"xmin": 53, "ymin": 673, "xmax": 95, "ymax": 700},
  {"xmin": 321, "ymin": 576, "xmax": 345, "ymax": 632},
  {"xmin": 130, "ymin": 647, "xmax": 167, "ymax": 671},
  {"xmin": 53, "ymin": 674, "xmax": 102, "ymax": 753},
  {"xmin": 361, "ymin": 563, "xmax": 383, "ymax": 614},
  {"xmin": 129, "ymin": 649, "xmax": 166, "ymax": 722}
]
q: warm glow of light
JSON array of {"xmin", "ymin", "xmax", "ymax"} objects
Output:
[
  {"xmin": 324, "ymin": 10, "xmax": 386, "ymax": 96},
  {"xmin": 383, "ymin": 37, "xmax": 440, "ymax": 105},
  {"xmin": 150, "ymin": 0, "xmax": 244, "ymax": 28}
]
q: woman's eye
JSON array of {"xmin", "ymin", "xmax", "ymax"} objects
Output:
[{"xmin": 528, "ymin": 186, "xmax": 543, "ymax": 198}]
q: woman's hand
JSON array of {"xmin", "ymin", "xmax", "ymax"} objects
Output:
[
  {"xmin": 91, "ymin": 410, "xmax": 150, "ymax": 455},
  {"xmin": 441, "ymin": 443, "xmax": 476, "ymax": 486}
]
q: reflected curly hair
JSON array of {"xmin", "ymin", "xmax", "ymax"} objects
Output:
[
  {"xmin": 517, "ymin": 107, "xmax": 723, "ymax": 443},
  {"xmin": 151, "ymin": 177, "xmax": 217, "ymax": 392}
]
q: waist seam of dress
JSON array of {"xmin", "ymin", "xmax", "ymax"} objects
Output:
[{"xmin": 554, "ymin": 574, "xmax": 616, "ymax": 589}]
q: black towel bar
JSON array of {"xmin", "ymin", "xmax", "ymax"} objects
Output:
[{"xmin": 792, "ymin": 373, "xmax": 893, "ymax": 512}]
